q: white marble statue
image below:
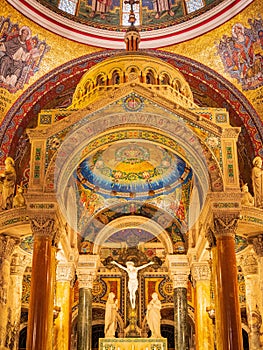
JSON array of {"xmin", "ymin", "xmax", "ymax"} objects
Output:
[
  {"xmin": 146, "ymin": 292, "xmax": 162, "ymax": 338},
  {"xmin": 104, "ymin": 292, "xmax": 118, "ymax": 338},
  {"xmin": 252, "ymin": 156, "xmax": 263, "ymax": 208},
  {"xmin": 111, "ymin": 260, "xmax": 154, "ymax": 309}
]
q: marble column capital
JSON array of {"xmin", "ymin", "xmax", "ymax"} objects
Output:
[
  {"xmin": 240, "ymin": 253, "xmax": 258, "ymax": 276},
  {"xmin": 78, "ymin": 273, "xmax": 96, "ymax": 289},
  {"xmin": 30, "ymin": 216, "xmax": 55, "ymax": 239},
  {"xmin": 213, "ymin": 213, "xmax": 239, "ymax": 237},
  {"xmin": 191, "ymin": 261, "xmax": 211, "ymax": 282},
  {"xmin": 252, "ymin": 234, "xmax": 263, "ymax": 257},
  {"xmin": 166, "ymin": 255, "xmax": 190, "ymax": 289},
  {"xmin": 170, "ymin": 273, "xmax": 189, "ymax": 289},
  {"xmin": 56, "ymin": 262, "xmax": 75, "ymax": 283},
  {"xmin": 77, "ymin": 254, "xmax": 100, "ymax": 289},
  {"xmin": 0, "ymin": 234, "xmax": 20, "ymax": 263}
]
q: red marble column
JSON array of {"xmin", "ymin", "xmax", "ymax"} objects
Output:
[
  {"xmin": 26, "ymin": 217, "xmax": 56, "ymax": 350},
  {"xmin": 212, "ymin": 215, "xmax": 243, "ymax": 350}
]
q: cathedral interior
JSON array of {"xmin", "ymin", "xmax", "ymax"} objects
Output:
[{"xmin": 0, "ymin": 0, "xmax": 263, "ymax": 349}]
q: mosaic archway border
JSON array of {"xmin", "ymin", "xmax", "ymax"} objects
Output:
[{"xmin": 0, "ymin": 49, "xmax": 262, "ymax": 164}]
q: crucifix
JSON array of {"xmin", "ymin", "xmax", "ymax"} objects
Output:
[{"xmin": 124, "ymin": 0, "xmax": 140, "ymax": 26}]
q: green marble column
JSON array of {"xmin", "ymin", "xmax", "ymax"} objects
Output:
[
  {"xmin": 174, "ymin": 287, "xmax": 188, "ymax": 350},
  {"xmin": 76, "ymin": 255, "xmax": 100, "ymax": 350},
  {"xmin": 77, "ymin": 288, "xmax": 92, "ymax": 350},
  {"xmin": 166, "ymin": 255, "xmax": 190, "ymax": 350}
]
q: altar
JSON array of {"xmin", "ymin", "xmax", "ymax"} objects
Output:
[{"xmin": 99, "ymin": 338, "xmax": 167, "ymax": 350}]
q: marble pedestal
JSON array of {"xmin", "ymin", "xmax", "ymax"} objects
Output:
[{"xmin": 99, "ymin": 338, "xmax": 167, "ymax": 350}]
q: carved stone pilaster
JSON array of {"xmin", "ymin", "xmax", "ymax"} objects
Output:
[
  {"xmin": 6, "ymin": 250, "xmax": 30, "ymax": 350},
  {"xmin": 77, "ymin": 255, "xmax": 100, "ymax": 289},
  {"xmin": 0, "ymin": 236, "xmax": 20, "ymax": 348},
  {"xmin": 0, "ymin": 234, "xmax": 20, "ymax": 264},
  {"xmin": 253, "ymin": 234, "xmax": 263, "ymax": 257},
  {"xmin": 213, "ymin": 213, "xmax": 239, "ymax": 237},
  {"xmin": 10, "ymin": 251, "xmax": 30, "ymax": 276},
  {"xmin": 240, "ymin": 252, "xmax": 262, "ymax": 350},
  {"xmin": 240, "ymin": 253, "xmax": 258, "ymax": 276}
]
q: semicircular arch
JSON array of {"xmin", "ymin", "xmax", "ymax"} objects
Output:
[
  {"xmin": 51, "ymin": 112, "xmax": 223, "ymax": 230},
  {"xmin": 92, "ymin": 215, "xmax": 174, "ymax": 255}
]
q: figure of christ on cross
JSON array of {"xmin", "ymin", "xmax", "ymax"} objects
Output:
[
  {"xmin": 124, "ymin": 0, "xmax": 140, "ymax": 26},
  {"xmin": 111, "ymin": 260, "xmax": 154, "ymax": 309}
]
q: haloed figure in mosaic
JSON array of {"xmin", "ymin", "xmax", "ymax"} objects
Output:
[
  {"xmin": 0, "ymin": 26, "xmax": 32, "ymax": 86},
  {"xmin": 111, "ymin": 260, "xmax": 154, "ymax": 309}
]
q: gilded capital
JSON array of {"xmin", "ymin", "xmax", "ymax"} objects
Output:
[
  {"xmin": 56, "ymin": 262, "xmax": 75, "ymax": 283},
  {"xmin": 30, "ymin": 216, "xmax": 55, "ymax": 239},
  {"xmin": 213, "ymin": 214, "xmax": 239, "ymax": 237}
]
